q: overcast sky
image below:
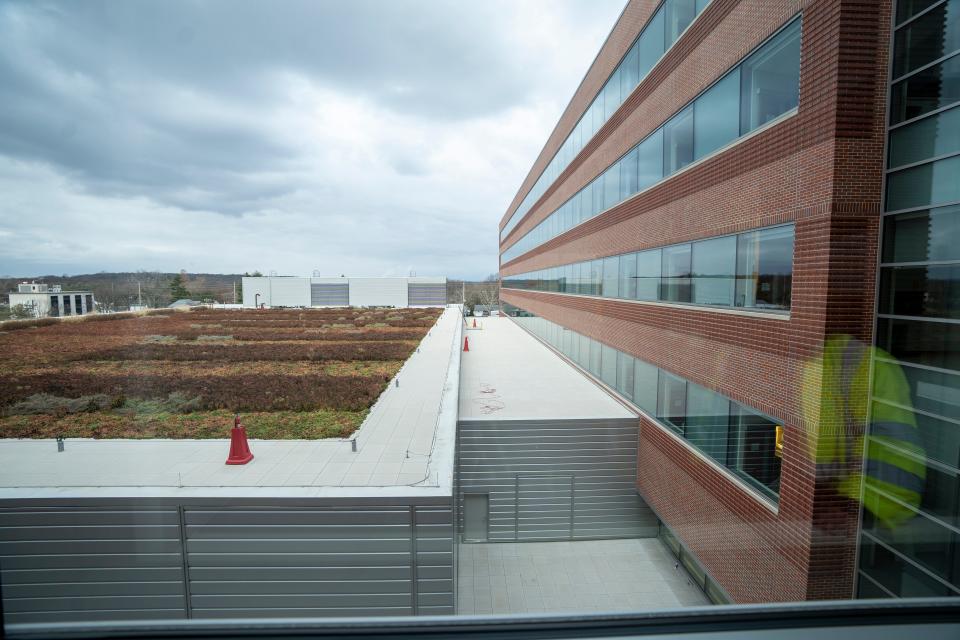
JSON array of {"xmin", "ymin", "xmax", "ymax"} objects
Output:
[{"xmin": 0, "ymin": 0, "xmax": 625, "ymax": 280}]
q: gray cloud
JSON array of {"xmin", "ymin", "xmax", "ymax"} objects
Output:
[{"xmin": 0, "ymin": 0, "xmax": 625, "ymax": 279}]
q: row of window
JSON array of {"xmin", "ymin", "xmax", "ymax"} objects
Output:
[
  {"xmin": 500, "ymin": 0, "xmax": 713, "ymax": 242},
  {"xmin": 501, "ymin": 302, "xmax": 783, "ymax": 502},
  {"xmin": 860, "ymin": 0, "xmax": 960, "ymax": 600},
  {"xmin": 49, "ymin": 294, "xmax": 92, "ymax": 317},
  {"xmin": 501, "ymin": 17, "xmax": 802, "ymax": 264},
  {"xmin": 502, "ymin": 224, "xmax": 794, "ymax": 312}
]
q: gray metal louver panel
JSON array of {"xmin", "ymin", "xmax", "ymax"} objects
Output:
[
  {"xmin": 407, "ymin": 284, "xmax": 446, "ymax": 306},
  {"xmin": 0, "ymin": 507, "xmax": 187, "ymax": 623},
  {"xmin": 456, "ymin": 418, "xmax": 656, "ymax": 542},
  {"xmin": 311, "ymin": 283, "xmax": 349, "ymax": 306}
]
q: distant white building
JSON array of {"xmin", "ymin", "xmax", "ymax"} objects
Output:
[
  {"xmin": 7, "ymin": 282, "xmax": 96, "ymax": 318},
  {"xmin": 242, "ymin": 276, "xmax": 447, "ymax": 308}
]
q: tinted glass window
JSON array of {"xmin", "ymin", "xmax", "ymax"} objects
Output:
[
  {"xmin": 604, "ymin": 163, "xmax": 621, "ymax": 210},
  {"xmin": 617, "ymin": 351, "xmax": 635, "ymax": 399},
  {"xmin": 686, "ymin": 382, "xmax": 731, "ymax": 464},
  {"xmin": 695, "ymin": 69, "xmax": 741, "ymax": 159},
  {"xmin": 637, "ymin": 128, "xmax": 664, "ymax": 190},
  {"xmin": 893, "ymin": 0, "xmax": 960, "ymax": 78},
  {"xmin": 888, "ymin": 105, "xmax": 960, "ymax": 169},
  {"xmin": 637, "ymin": 9, "xmax": 665, "ymax": 79},
  {"xmin": 879, "ymin": 265, "xmax": 960, "ymax": 320},
  {"xmin": 740, "ymin": 19, "xmax": 802, "ymax": 134},
  {"xmin": 601, "ymin": 344, "xmax": 618, "ymax": 387},
  {"xmin": 621, "ymin": 147, "xmax": 639, "ymax": 199},
  {"xmin": 602, "ymin": 256, "xmax": 620, "ymax": 298},
  {"xmin": 621, "ymin": 42, "xmax": 640, "ymax": 98},
  {"xmin": 604, "ymin": 69, "xmax": 621, "ymax": 119},
  {"xmin": 729, "ymin": 404, "xmax": 782, "ymax": 497},
  {"xmin": 663, "ymin": 106, "xmax": 694, "ymax": 174},
  {"xmin": 657, "ymin": 372, "xmax": 687, "ymax": 431},
  {"xmin": 890, "ymin": 54, "xmax": 960, "ymax": 125},
  {"xmin": 883, "ymin": 205, "xmax": 960, "ymax": 262},
  {"xmin": 665, "ymin": 0, "xmax": 697, "ymax": 44},
  {"xmin": 637, "ymin": 249, "xmax": 662, "ymax": 301},
  {"xmin": 876, "ymin": 317, "xmax": 960, "ymax": 370},
  {"xmin": 736, "ymin": 225, "xmax": 794, "ymax": 309},
  {"xmin": 691, "ymin": 235, "xmax": 737, "ymax": 305},
  {"xmin": 619, "ymin": 252, "xmax": 638, "ymax": 299},
  {"xmin": 898, "ymin": 0, "xmax": 947, "ymax": 23},
  {"xmin": 886, "ymin": 154, "xmax": 960, "ymax": 211},
  {"xmin": 634, "ymin": 359, "xmax": 659, "ymax": 413},
  {"xmin": 591, "ymin": 259, "xmax": 603, "ymax": 296}
]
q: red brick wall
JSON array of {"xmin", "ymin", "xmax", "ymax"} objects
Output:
[{"xmin": 499, "ymin": 0, "xmax": 892, "ymax": 603}]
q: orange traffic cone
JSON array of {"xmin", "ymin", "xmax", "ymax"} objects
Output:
[
  {"xmin": 463, "ymin": 336, "xmax": 470, "ymax": 352},
  {"xmin": 226, "ymin": 415, "xmax": 254, "ymax": 465}
]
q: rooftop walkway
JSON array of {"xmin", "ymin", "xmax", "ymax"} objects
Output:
[{"xmin": 0, "ymin": 306, "xmax": 461, "ymax": 496}]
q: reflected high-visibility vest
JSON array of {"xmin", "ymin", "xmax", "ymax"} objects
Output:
[{"xmin": 801, "ymin": 335, "xmax": 925, "ymax": 530}]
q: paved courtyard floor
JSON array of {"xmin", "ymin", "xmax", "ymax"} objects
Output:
[{"xmin": 457, "ymin": 538, "xmax": 710, "ymax": 614}]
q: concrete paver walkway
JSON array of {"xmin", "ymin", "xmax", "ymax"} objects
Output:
[{"xmin": 457, "ymin": 539, "xmax": 709, "ymax": 614}]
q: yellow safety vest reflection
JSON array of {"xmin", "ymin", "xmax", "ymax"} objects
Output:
[{"xmin": 801, "ymin": 335, "xmax": 925, "ymax": 531}]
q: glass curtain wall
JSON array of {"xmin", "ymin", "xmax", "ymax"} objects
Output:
[
  {"xmin": 502, "ymin": 224, "xmax": 794, "ymax": 313},
  {"xmin": 857, "ymin": 0, "xmax": 960, "ymax": 599},
  {"xmin": 501, "ymin": 0, "xmax": 713, "ymax": 242},
  {"xmin": 501, "ymin": 17, "xmax": 801, "ymax": 264},
  {"xmin": 501, "ymin": 301, "xmax": 784, "ymax": 501}
]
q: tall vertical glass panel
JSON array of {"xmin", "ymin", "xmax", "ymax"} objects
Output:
[
  {"xmin": 661, "ymin": 244, "xmax": 692, "ymax": 302},
  {"xmin": 664, "ymin": 106, "xmax": 695, "ymax": 174},
  {"xmin": 739, "ymin": 19, "xmax": 802, "ymax": 134},
  {"xmin": 692, "ymin": 235, "xmax": 737, "ymax": 305},
  {"xmin": 695, "ymin": 69, "xmax": 741, "ymax": 159},
  {"xmin": 859, "ymin": 0, "xmax": 960, "ymax": 599}
]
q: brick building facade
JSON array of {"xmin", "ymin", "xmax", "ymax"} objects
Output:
[{"xmin": 499, "ymin": 0, "xmax": 904, "ymax": 603}]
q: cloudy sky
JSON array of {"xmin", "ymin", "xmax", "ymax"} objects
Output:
[{"xmin": 0, "ymin": 0, "xmax": 625, "ymax": 280}]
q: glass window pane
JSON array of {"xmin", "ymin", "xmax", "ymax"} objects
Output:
[
  {"xmin": 871, "ymin": 401, "xmax": 960, "ymax": 470},
  {"xmin": 601, "ymin": 344, "xmax": 618, "ymax": 387},
  {"xmin": 604, "ymin": 69, "xmax": 621, "ymax": 120},
  {"xmin": 740, "ymin": 19, "xmax": 802, "ymax": 134},
  {"xmin": 637, "ymin": 128, "xmax": 664, "ymax": 190},
  {"xmin": 879, "ymin": 266, "xmax": 960, "ymax": 320},
  {"xmin": 592, "ymin": 93, "xmax": 605, "ymax": 134},
  {"xmin": 694, "ymin": 68, "xmax": 741, "ymax": 159},
  {"xmin": 888, "ymin": 105, "xmax": 960, "ymax": 169},
  {"xmin": 729, "ymin": 404, "xmax": 782, "ymax": 497},
  {"xmin": 883, "ymin": 205, "xmax": 960, "ymax": 262},
  {"xmin": 893, "ymin": 0, "xmax": 960, "ymax": 78},
  {"xmin": 661, "ymin": 244, "xmax": 692, "ymax": 302},
  {"xmin": 602, "ymin": 256, "xmax": 620, "ymax": 298},
  {"xmin": 636, "ymin": 248, "xmax": 662, "ymax": 300},
  {"xmin": 696, "ymin": 0, "xmax": 711, "ymax": 13},
  {"xmin": 621, "ymin": 147, "xmax": 639, "ymax": 199},
  {"xmin": 617, "ymin": 351, "xmax": 635, "ymax": 399},
  {"xmin": 692, "ymin": 235, "xmax": 737, "ymax": 305},
  {"xmin": 735, "ymin": 225, "xmax": 794, "ymax": 309},
  {"xmin": 686, "ymin": 382, "xmax": 731, "ymax": 464},
  {"xmin": 637, "ymin": 9, "xmax": 666, "ymax": 79},
  {"xmin": 665, "ymin": 0, "xmax": 697, "ymax": 45},
  {"xmin": 890, "ymin": 54, "xmax": 960, "ymax": 125},
  {"xmin": 657, "ymin": 372, "xmax": 687, "ymax": 432},
  {"xmin": 591, "ymin": 259, "xmax": 603, "ymax": 296},
  {"xmin": 876, "ymin": 317, "xmax": 960, "ymax": 369},
  {"xmin": 620, "ymin": 253, "xmax": 638, "ymax": 299},
  {"xmin": 663, "ymin": 106, "xmax": 694, "ymax": 174},
  {"xmin": 589, "ymin": 338, "xmax": 602, "ymax": 377},
  {"xmin": 577, "ymin": 332, "xmax": 590, "ymax": 367},
  {"xmin": 604, "ymin": 163, "xmax": 621, "ymax": 210},
  {"xmin": 592, "ymin": 177, "xmax": 604, "ymax": 216},
  {"xmin": 898, "ymin": 0, "xmax": 945, "ymax": 23},
  {"xmin": 620, "ymin": 42, "xmax": 640, "ymax": 98},
  {"xmin": 634, "ymin": 360, "xmax": 659, "ymax": 413},
  {"xmin": 859, "ymin": 533, "xmax": 955, "ymax": 598},
  {"xmin": 886, "ymin": 154, "xmax": 960, "ymax": 211},
  {"xmin": 876, "ymin": 362, "xmax": 960, "ymax": 421}
]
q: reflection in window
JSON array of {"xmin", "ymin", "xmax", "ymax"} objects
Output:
[
  {"xmin": 636, "ymin": 249, "xmax": 662, "ymax": 301},
  {"xmin": 602, "ymin": 256, "xmax": 620, "ymax": 298},
  {"xmin": 692, "ymin": 235, "xmax": 737, "ymax": 305},
  {"xmin": 695, "ymin": 69, "xmax": 741, "ymax": 158},
  {"xmin": 661, "ymin": 244, "xmax": 692, "ymax": 302},
  {"xmin": 886, "ymin": 154, "xmax": 960, "ymax": 211},
  {"xmin": 893, "ymin": 0, "xmax": 960, "ymax": 78},
  {"xmin": 619, "ymin": 252, "xmax": 638, "ymax": 299},
  {"xmin": 888, "ymin": 105, "xmax": 960, "ymax": 169},
  {"xmin": 657, "ymin": 372, "xmax": 688, "ymax": 431},
  {"xmin": 663, "ymin": 106, "xmax": 694, "ymax": 174},
  {"xmin": 735, "ymin": 225, "xmax": 794, "ymax": 309},
  {"xmin": 883, "ymin": 205, "xmax": 960, "ymax": 263},
  {"xmin": 890, "ymin": 54, "xmax": 960, "ymax": 125},
  {"xmin": 879, "ymin": 266, "xmax": 960, "ymax": 320},
  {"xmin": 740, "ymin": 19, "xmax": 802, "ymax": 134}
]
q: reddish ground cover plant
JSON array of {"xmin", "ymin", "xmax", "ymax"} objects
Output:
[{"xmin": 0, "ymin": 306, "xmax": 441, "ymax": 438}]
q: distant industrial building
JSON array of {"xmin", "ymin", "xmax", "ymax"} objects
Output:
[
  {"xmin": 7, "ymin": 282, "xmax": 95, "ymax": 317},
  {"xmin": 242, "ymin": 276, "xmax": 446, "ymax": 308}
]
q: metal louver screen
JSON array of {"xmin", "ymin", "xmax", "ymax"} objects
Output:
[
  {"xmin": 407, "ymin": 284, "xmax": 446, "ymax": 306},
  {"xmin": 311, "ymin": 283, "xmax": 349, "ymax": 306}
]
